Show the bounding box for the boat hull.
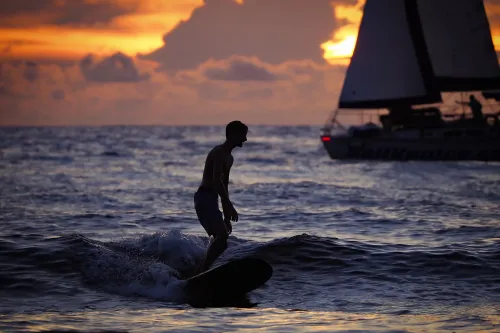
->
[321,129,500,162]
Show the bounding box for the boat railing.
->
[320,108,350,136]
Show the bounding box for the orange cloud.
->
[0,27,163,62]
[2,0,500,65]
[3,0,500,127]
[0,0,204,62]
[109,0,204,33]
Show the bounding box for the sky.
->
[1,0,500,126]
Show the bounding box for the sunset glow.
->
[488,0,500,51]
[2,0,500,127]
[322,0,500,65]
[0,0,204,62]
[2,0,499,64]
[321,0,365,65]
[0,27,164,62]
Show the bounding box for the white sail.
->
[339,0,441,109]
[417,0,500,91]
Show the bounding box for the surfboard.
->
[184,257,272,302]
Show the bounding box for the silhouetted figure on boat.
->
[193,121,248,275]
[456,94,485,125]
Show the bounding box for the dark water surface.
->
[1,126,499,332]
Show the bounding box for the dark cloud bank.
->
[142,0,348,71]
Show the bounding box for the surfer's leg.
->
[194,187,228,275]
[194,187,224,236]
[196,234,228,274]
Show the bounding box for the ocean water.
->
[0,125,499,333]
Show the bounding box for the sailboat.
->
[320,0,500,161]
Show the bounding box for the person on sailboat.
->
[456,94,485,125]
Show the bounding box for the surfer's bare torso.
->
[200,144,233,193]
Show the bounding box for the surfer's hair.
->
[226,120,248,139]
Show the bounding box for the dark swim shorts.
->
[194,187,227,237]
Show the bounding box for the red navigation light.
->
[321,136,331,142]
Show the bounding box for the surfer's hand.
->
[222,201,238,222]
[224,218,232,235]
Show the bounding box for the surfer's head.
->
[226,120,248,148]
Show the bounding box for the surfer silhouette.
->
[193,121,248,275]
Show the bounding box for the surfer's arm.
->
[213,155,230,205]
[224,160,232,193]
[213,154,238,222]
